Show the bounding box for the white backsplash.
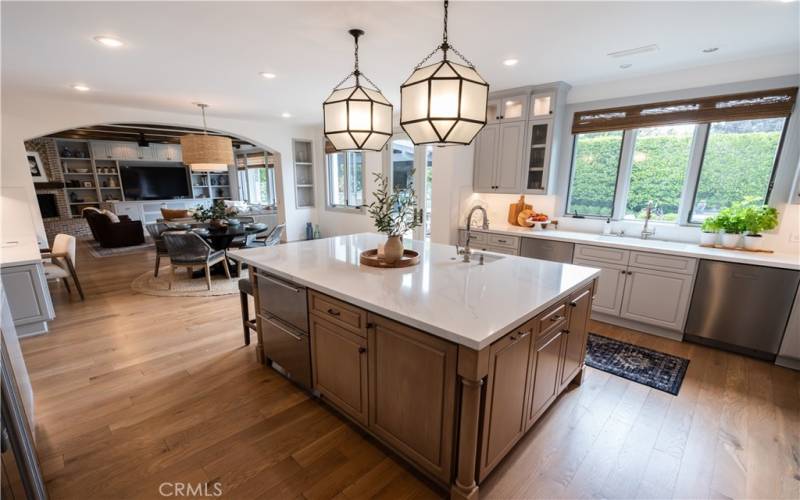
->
[460,192,800,254]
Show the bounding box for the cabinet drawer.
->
[458,230,488,246]
[629,251,696,275]
[537,302,568,339]
[309,290,367,337]
[574,244,630,266]
[481,244,518,256]
[487,234,520,249]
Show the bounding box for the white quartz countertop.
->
[229,233,600,350]
[0,241,43,268]
[465,224,800,270]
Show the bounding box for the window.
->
[390,138,415,190]
[625,124,697,222]
[326,150,364,209]
[566,130,623,217]
[689,117,786,223]
[236,151,276,206]
[423,145,433,236]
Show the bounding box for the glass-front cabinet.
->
[487,94,530,124]
[530,92,555,118]
[524,119,553,192]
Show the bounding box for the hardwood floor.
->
[20,242,800,499]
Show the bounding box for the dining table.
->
[166,222,267,278]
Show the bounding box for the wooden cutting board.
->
[508,195,532,226]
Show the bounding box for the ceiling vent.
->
[607,44,659,58]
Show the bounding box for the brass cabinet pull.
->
[358,347,367,354]
[327,308,340,316]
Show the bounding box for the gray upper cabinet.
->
[154,143,183,162]
[473,83,570,195]
[91,141,113,159]
[90,141,183,162]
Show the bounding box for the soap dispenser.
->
[602,217,612,235]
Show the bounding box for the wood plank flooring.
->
[20,242,800,499]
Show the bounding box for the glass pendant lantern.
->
[400,0,489,146]
[323,29,393,151]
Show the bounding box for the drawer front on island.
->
[310,315,369,425]
[479,322,534,480]
[309,290,367,337]
[367,314,458,484]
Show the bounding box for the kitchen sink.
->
[472,252,506,264]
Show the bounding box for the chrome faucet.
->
[458,205,489,263]
[641,200,656,240]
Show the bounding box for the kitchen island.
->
[229,233,599,499]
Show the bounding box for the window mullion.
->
[680,123,709,224]
[613,130,636,220]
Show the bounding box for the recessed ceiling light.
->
[619,63,632,69]
[260,72,276,79]
[72,84,91,92]
[281,112,291,118]
[503,59,518,67]
[93,35,124,48]
[702,47,719,53]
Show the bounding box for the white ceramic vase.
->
[720,232,741,249]
[699,231,718,247]
[743,234,764,251]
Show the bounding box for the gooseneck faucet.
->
[641,200,656,240]
[459,206,489,262]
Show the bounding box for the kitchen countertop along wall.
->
[462,224,800,270]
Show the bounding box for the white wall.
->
[1,92,318,244]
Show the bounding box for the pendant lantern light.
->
[400,0,489,146]
[180,103,234,172]
[323,29,393,151]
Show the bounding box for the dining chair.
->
[42,234,84,300]
[235,224,285,276]
[162,231,231,290]
[145,222,170,277]
[230,216,260,248]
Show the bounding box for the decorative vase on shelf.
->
[699,231,718,247]
[720,232,741,249]
[384,236,404,264]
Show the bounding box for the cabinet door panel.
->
[480,327,533,479]
[526,329,564,428]
[573,258,626,317]
[310,316,368,425]
[620,267,693,331]
[500,94,529,122]
[90,141,112,159]
[368,314,457,483]
[561,285,593,387]
[473,125,499,192]
[495,122,525,193]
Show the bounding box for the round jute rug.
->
[131,268,248,297]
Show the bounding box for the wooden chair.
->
[238,278,257,345]
[162,232,230,290]
[145,222,170,277]
[42,234,85,300]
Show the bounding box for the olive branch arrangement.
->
[367,172,421,237]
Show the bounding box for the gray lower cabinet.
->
[573,258,627,316]
[457,230,520,255]
[620,267,694,331]
[0,262,54,336]
[520,238,574,263]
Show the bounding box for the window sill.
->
[326,205,365,215]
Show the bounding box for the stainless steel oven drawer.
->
[260,314,312,389]
[257,271,308,333]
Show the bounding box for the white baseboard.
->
[590,313,684,342]
[16,321,49,337]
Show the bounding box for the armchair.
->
[83,210,145,248]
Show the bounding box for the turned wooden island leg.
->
[452,345,490,500]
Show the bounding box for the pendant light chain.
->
[330,29,383,92]
[412,0,475,69]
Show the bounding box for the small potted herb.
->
[742,205,778,251]
[367,172,420,264]
[699,216,720,247]
[193,200,238,229]
[715,206,745,249]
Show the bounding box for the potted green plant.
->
[367,172,421,264]
[193,200,238,229]
[741,205,778,251]
[699,216,720,247]
[715,206,745,248]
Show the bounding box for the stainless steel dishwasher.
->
[520,238,575,263]
[256,270,312,389]
[684,259,800,361]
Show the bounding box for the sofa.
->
[83,208,145,248]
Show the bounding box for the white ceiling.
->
[2,1,798,125]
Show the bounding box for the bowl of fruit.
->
[518,210,549,230]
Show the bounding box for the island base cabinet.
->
[367,314,458,485]
[526,328,565,428]
[561,286,593,388]
[309,315,368,426]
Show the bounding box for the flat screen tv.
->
[120,165,190,200]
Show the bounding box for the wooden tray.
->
[699,244,774,254]
[360,249,421,268]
